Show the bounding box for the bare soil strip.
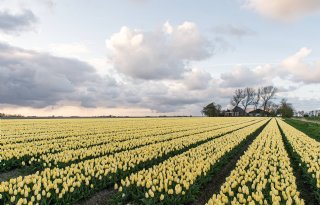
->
[0,167,34,182]
[74,189,115,205]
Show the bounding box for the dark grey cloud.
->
[2,41,319,115]
[136,85,212,113]
[112,81,186,112]
[0,42,107,108]
[0,42,219,113]
[98,77,218,113]
[147,96,203,113]
[0,9,37,33]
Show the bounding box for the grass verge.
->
[285,118,320,141]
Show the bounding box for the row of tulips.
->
[0,118,213,145]
[277,119,320,202]
[113,119,269,204]
[206,119,304,205]
[0,118,209,146]
[1,118,242,172]
[0,117,264,204]
[30,118,261,169]
[0,118,266,204]
[0,118,165,143]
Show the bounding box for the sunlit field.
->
[0,118,319,204]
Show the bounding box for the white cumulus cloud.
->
[243,0,320,20]
[106,21,213,80]
[281,47,320,83]
[219,47,320,88]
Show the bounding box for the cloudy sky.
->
[1,0,320,116]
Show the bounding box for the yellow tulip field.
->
[0,117,319,204]
[207,119,303,205]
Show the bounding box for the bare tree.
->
[230,89,245,107]
[267,101,279,116]
[241,87,255,113]
[261,86,277,112]
[253,88,261,110]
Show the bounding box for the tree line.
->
[202,85,294,117]
[0,113,24,118]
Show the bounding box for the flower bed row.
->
[113,119,269,204]
[206,119,304,205]
[32,118,261,169]
[1,118,245,172]
[277,119,320,203]
[0,119,267,204]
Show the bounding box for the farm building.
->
[224,106,246,117]
[248,109,270,117]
